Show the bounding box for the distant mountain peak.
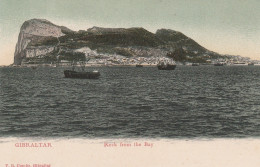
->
[14,18,73,64]
[156,29,187,39]
[21,18,56,30]
[156,28,181,33]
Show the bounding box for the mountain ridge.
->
[14,19,223,65]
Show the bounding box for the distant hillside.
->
[14,19,223,65]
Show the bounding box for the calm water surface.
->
[0,66,260,138]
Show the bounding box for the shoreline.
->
[2,63,260,68]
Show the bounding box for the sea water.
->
[0,66,260,138]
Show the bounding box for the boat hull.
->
[157,64,176,70]
[192,63,200,66]
[214,64,224,66]
[64,70,100,79]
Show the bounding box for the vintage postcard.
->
[0,0,260,166]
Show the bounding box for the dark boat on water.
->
[192,63,200,66]
[157,64,176,70]
[136,64,143,67]
[31,66,37,69]
[248,63,254,66]
[61,51,100,79]
[233,62,246,65]
[64,70,100,79]
[214,63,224,66]
[157,61,176,70]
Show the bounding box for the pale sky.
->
[0,0,259,65]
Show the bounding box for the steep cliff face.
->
[14,19,223,65]
[14,19,73,65]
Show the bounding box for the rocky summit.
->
[14,19,222,65]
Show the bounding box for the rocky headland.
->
[13,19,252,66]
